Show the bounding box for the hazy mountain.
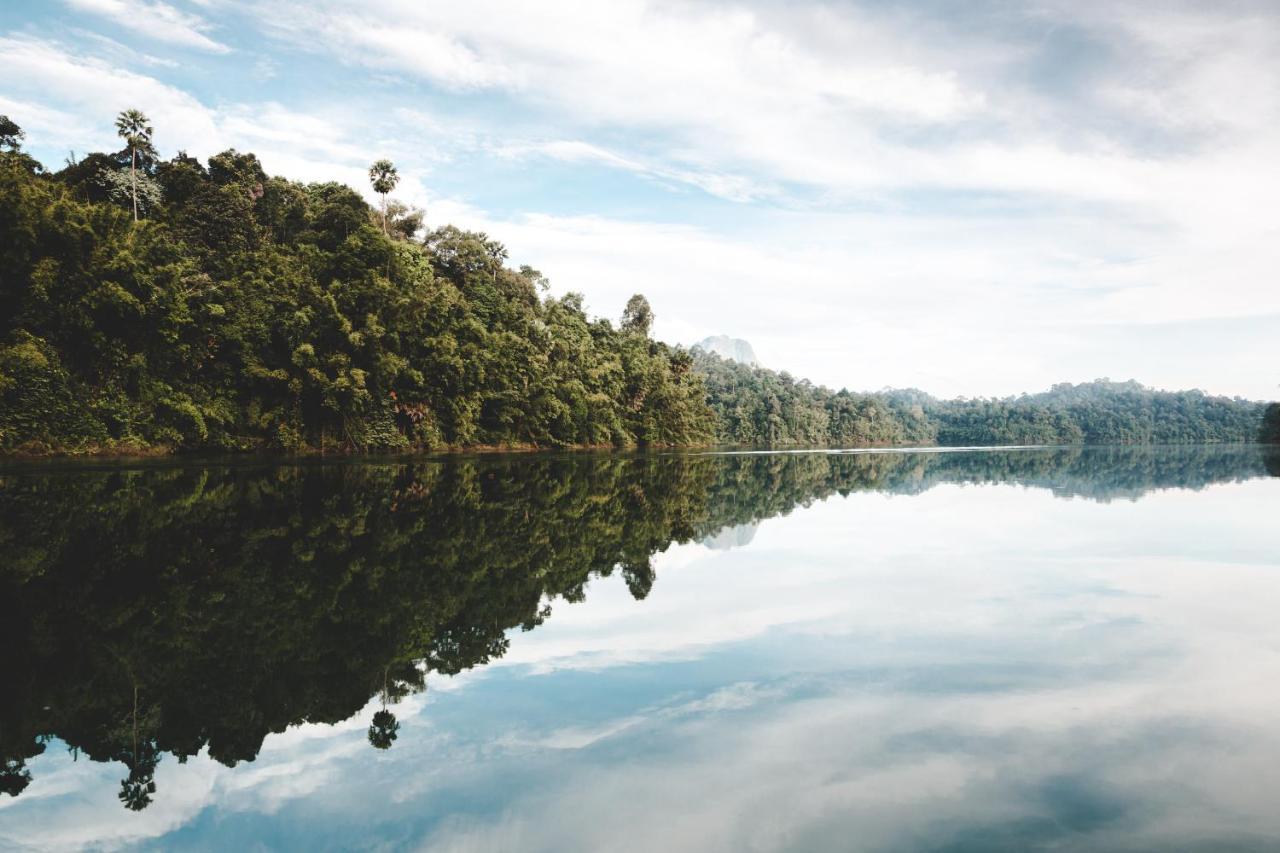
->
[701,522,759,551]
[695,335,759,367]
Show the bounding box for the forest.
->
[3,445,1275,808]
[695,351,1270,447]
[0,113,711,454]
[0,112,1272,454]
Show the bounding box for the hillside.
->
[693,350,1267,447]
[0,121,712,454]
[0,114,1271,455]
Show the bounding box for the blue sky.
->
[1,0,1276,399]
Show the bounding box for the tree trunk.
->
[130,148,138,222]
[381,194,387,234]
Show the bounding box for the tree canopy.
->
[1262,403,1280,444]
[0,126,712,454]
[693,350,1266,448]
[0,115,23,151]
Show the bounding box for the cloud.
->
[243,0,1278,205]
[6,2,1280,398]
[256,6,513,89]
[63,0,231,53]
[0,34,220,152]
[212,0,1280,397]
[491,139,771,203]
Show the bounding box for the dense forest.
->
[1263,403,1280,444]
[0,112,1272,454]
[3,445,1276,808]
[694,351,1269,447]
[0,113,711,454]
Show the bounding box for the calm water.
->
[1,446,1278,852]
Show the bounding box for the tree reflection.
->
[0,444,1273,809]
[368,711,399,751]
[0,759,33,797]
[119,757,157,812]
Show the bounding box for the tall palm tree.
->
[114,109,153,222]
[367,666,400,749]
[368,159,399,234]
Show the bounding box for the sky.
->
[0,0,1276,399]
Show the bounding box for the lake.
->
[1,445,1278,851]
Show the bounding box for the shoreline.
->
[2,438,1271,466]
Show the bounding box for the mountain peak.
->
[695,335,759,367]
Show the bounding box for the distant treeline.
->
[0,113,1273,454]
[694,350,1269,447]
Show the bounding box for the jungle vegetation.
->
[0,112,1270,454]
[1262,403,1280,444]
[693,352,1268,447]
[0,113,712,454]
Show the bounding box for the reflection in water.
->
[0,444,1276,823]
[701,522,758,551]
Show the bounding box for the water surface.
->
[1,445,1278,851]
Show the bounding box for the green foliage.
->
[0,331,108,451]
[621,293,653,336]
[694,350,935,446]
[368,159,398,197]
[94,166,163,216]
[0,144,714,453]
[114,110,153,154]
[0,115,23,151]
[693,351,1266,447]
[368,159,399,235]
[1262,403,1280,443]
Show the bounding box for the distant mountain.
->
[694,335,759,367]
[700,522,758,552]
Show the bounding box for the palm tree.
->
[114,109,153,222]
[368,159,399,234]
[117,682,158,810]
[368,710,400,750]
[367,666,400,749]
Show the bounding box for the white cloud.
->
[6,1,1280,398]
[0,34,219,152]
[491,138,770,203]
[259,7,513,89]
[64,0,231,53]
[224,0,1280,397]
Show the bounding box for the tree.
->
[0,759,33,797]
[114,109,153,222]
[621,294,654,337]
[367,710,400,750]
[0,115,23,151]
[518,265,550,292]
[1261,402,1280,443]
[96,167,162,216]
[384,199,424,240]
[368,159,399,234]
